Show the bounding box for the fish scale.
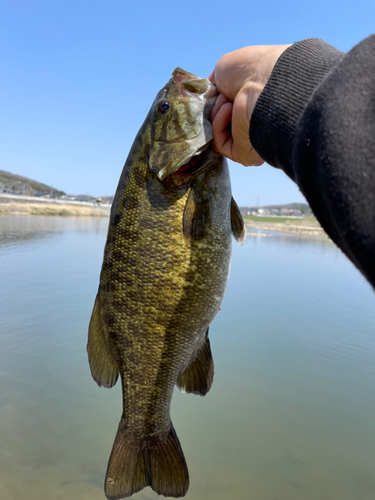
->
[87,68,245,499]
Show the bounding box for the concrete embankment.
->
[0,193,111,217]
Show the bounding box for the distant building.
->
[74,195,94,202]
[34,192,50,198]
[280,208,302,217]
[240,207,258,215]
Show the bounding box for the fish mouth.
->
[173,145,212,178]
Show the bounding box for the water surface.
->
[0,216,374,500]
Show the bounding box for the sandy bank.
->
[0,195,110,217]
[245,219,329,239]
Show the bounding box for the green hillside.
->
[0,170,65,197]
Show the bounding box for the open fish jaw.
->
[148,68,218,181]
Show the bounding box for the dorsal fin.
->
[87,294,119,388]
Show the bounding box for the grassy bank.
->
[244,215,327,238]
[0,201,110,217]
[243,215,304,223]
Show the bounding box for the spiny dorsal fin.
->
[230,196,246,245]
[87,294,119,389]
[176,328,214,396]
[183,188,212,240]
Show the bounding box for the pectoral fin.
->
[183,188,212,240]
[230,196,246,245]
[87,294,119,388]
[176,329,214,396]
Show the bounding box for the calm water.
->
[0,215,375,500]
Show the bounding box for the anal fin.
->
[177,329,214,396]
[87,294,119,388]
[231,196,246,244]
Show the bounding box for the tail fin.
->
[105,419,189,499]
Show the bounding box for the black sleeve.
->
[250,36,375,289]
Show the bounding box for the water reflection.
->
[0,215,109,251]
[245,225,334,249]
[0,216,374,500]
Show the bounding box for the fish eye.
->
[157,100,170,114]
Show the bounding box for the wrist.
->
[242,45,291,122]
[250,39,345,176]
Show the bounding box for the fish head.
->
[149,68,218,181]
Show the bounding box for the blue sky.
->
[1,0,374,205]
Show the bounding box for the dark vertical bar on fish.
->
[87,68,245,499]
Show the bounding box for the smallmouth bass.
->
[87,68,245,499]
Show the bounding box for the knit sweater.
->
[250,36,375,289]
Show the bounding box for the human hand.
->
[209,45,290,166]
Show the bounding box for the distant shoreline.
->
[0,194,110,217]
[244,216,329,239]
[0,196,329,239]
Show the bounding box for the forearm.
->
[250,36,375,288]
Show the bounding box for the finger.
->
[211,101,234,160]
[208,70,215,83]
[231,89,265,166]
[213,51,247,99]
[211,93,230,123]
